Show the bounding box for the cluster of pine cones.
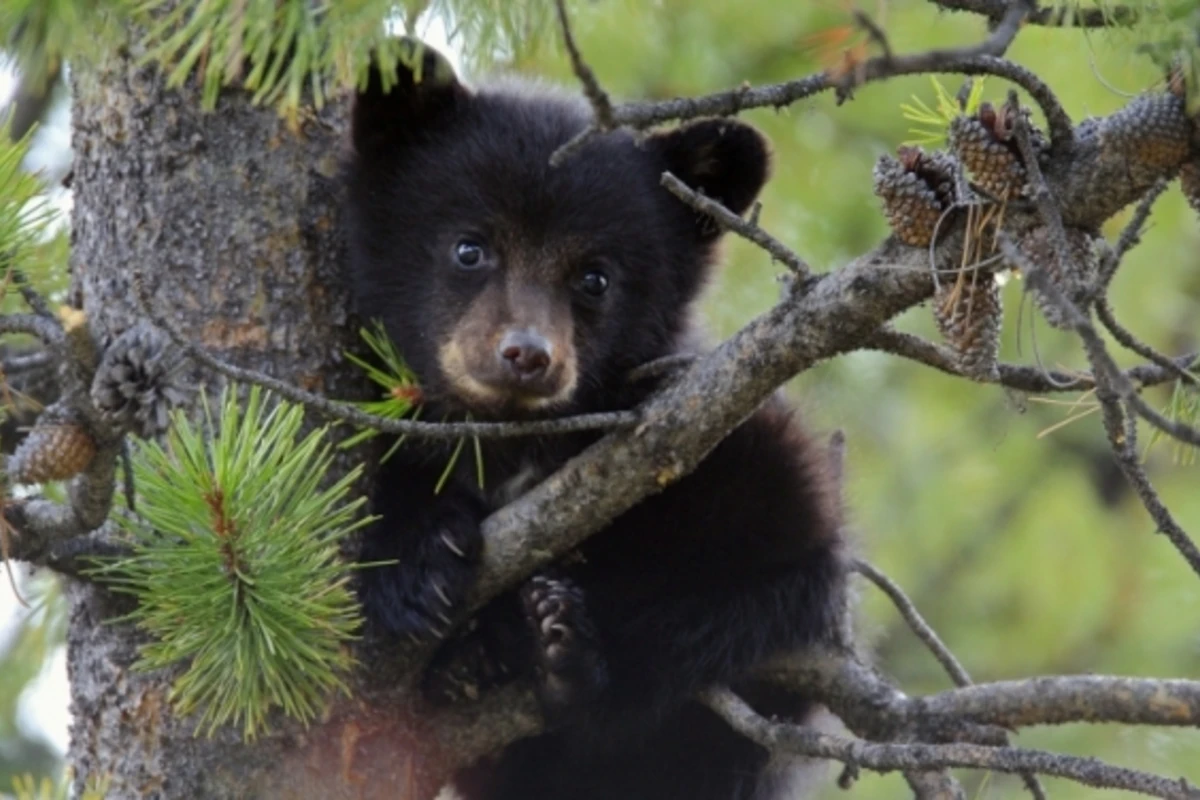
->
[873,100,1043,380]
[873,88,1193,381]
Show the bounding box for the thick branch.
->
[919,676,1200,729]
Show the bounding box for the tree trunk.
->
[66,37,450,799]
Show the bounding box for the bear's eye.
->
[454,239,487,270]
[578,270,610,297]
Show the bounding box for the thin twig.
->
[852,559,972,686]
[999,239,1200,580]
[1099,179,1169,290]
[853,10,893,60]
[972,0,1036,57]
[553,50,1073,163]
[0,313,63,348]
[552,0,613,128]
[660,173,814,281]
[9,268,54,320]
[2,349,52,373]
[624,55,1070,143]
[1097,300,1198,387]
[130,269,639,440]
[852,558,1048,799]
[867,328,1195,394]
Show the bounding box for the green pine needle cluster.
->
[1144,378,1200,466]
[92,385,369,740]
[423,0,558,72]
[130,0,406,117]
[0,0,121,92]
[0,123,58,272]
[12,771,108,800]
[342,322,485,492]
[4,0,563,119]
[342,321,423,456]
[901,76,986,147]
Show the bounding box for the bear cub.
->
[345,39,847,800]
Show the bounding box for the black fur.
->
[346,39,846,800]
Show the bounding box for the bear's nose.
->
[498,330,552,381]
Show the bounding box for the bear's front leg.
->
[359,455,487,643]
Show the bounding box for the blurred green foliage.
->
[0,572,67,794]
[1,1,1199,797]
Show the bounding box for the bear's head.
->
[345,39,770,419]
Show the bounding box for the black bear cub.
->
[345,39,847,800]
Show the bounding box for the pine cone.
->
[873,146,956,247]
[8,410,97,484]
[1101,93,1190,170]
[933,270,1003,381]
[91,323,190,438]
[948,102,1036,200]
[1181,161,1200,214]
[1013,226,1099,330]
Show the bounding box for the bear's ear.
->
[645,119,771,241]
[352,37,468,156]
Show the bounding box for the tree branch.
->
[661,173,814,281]
[868,328,1196,393]
[1097,300,1198,387]
[130,268,640,440]
[552,0,613,129]
[919,676,1200,729]
[996,101,1200,580]
[929,0,1140,28]
[852,559,972,687]
[853,557,1048,799]
[568,53,1073,148]
[703,686,1200,799]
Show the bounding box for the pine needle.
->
[902,76,987,147]
[90,385,369,740]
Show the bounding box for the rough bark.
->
[66,40,392,798]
